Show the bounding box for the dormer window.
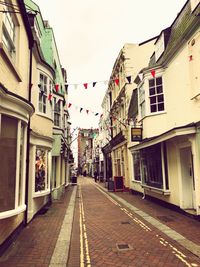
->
[155,32,165,62]
[2,4,16,57]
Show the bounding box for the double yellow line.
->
[79,186,91,267]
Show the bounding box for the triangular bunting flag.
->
[189,55,193,61]
[126,76,131,84]
[80,108,83,113]
[150,69,155,78]
[93,82,97,87]
[68,103,72,108]
[74,84,78,90]
[114,78,119,86]
[83,83,88,89]
[48,94,52,101]
[55,84,59,92]
[65,84,68,91]
[86,110,89,114]
[138,73,143,81]
[95,113,99,116]
[38,84,41,88]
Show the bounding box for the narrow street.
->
[1,177,200,267]
[68,177,200,267]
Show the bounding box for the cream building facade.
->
[106,40,156,190]
[129,0,200,215]
[0,0,34,250]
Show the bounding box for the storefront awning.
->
[130,123,196,151]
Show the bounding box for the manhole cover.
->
[116,243,132,251]
[157,215,174,222]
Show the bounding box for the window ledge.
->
[33,189,50,198]
[0,204,26,220]
[0,42,22,82]
[142,184,170,195]
[131,180,141,184]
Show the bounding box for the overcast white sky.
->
[33,0,186,136]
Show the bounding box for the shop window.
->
[133,151,141,181]
[0,115,26,212]
[140,143,168,189]
[35,148,47,192]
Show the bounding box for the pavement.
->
[0,176,200,267]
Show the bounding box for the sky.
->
[33,0,186,147]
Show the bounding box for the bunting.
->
[150,69,156,78]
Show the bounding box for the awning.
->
[130,123,196,151]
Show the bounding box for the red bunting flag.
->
[83,83,88,89]
[189,55,193,61]
[48,93,52,101]
[68,103,72,108]
[150,69,155,78]
[100,114,103,118]
[86,110,89,114]
[55,84,59,92]
[114,78,119,86]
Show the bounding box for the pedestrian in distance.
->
[94,171,98,182]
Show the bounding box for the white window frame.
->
[148,76,165,114]
[0,115,27,219]
[2,3,16,57]
[138,84,145,120]
[34,147,50,196]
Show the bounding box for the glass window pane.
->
[0,115,17,212]
[150,105,157,113]
[158,103,164,111]
[35,148,46,192]
[156,77,162,85]
[149,79,155,87]
[157,95,164,102]
[157,85,163,94]
[150,96,156,104]
[149,87,155,96]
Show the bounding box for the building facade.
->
[129,0,200,215]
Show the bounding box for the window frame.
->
[2,3,16,58]
[0,114,27,219]
[54,97,61,127]
[148,76,165,114]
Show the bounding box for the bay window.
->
[0,114,26,214]
[39,73,47,113]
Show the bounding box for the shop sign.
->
[131,127,142,141]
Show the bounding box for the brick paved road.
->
[68,177,200,267]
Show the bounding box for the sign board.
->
[131,128,142,142]
[114,176,124,192]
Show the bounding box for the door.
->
[180,147,194,209]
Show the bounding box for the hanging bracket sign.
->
[131,127,142,142]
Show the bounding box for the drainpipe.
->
[24,44,33,225]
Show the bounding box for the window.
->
[35,148,48,192]
[39,74,47,113]
[54,98,61,127]
[0,115,26,213]
[133,151,141,181]
[139,85,145,119]
[140,142,169,189]
[2,3,16,57]
[149,77,164,113]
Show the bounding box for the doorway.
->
[180,147,194,209]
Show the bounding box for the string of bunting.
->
[65,75,133,90]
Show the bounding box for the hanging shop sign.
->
[131,127,142,142]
